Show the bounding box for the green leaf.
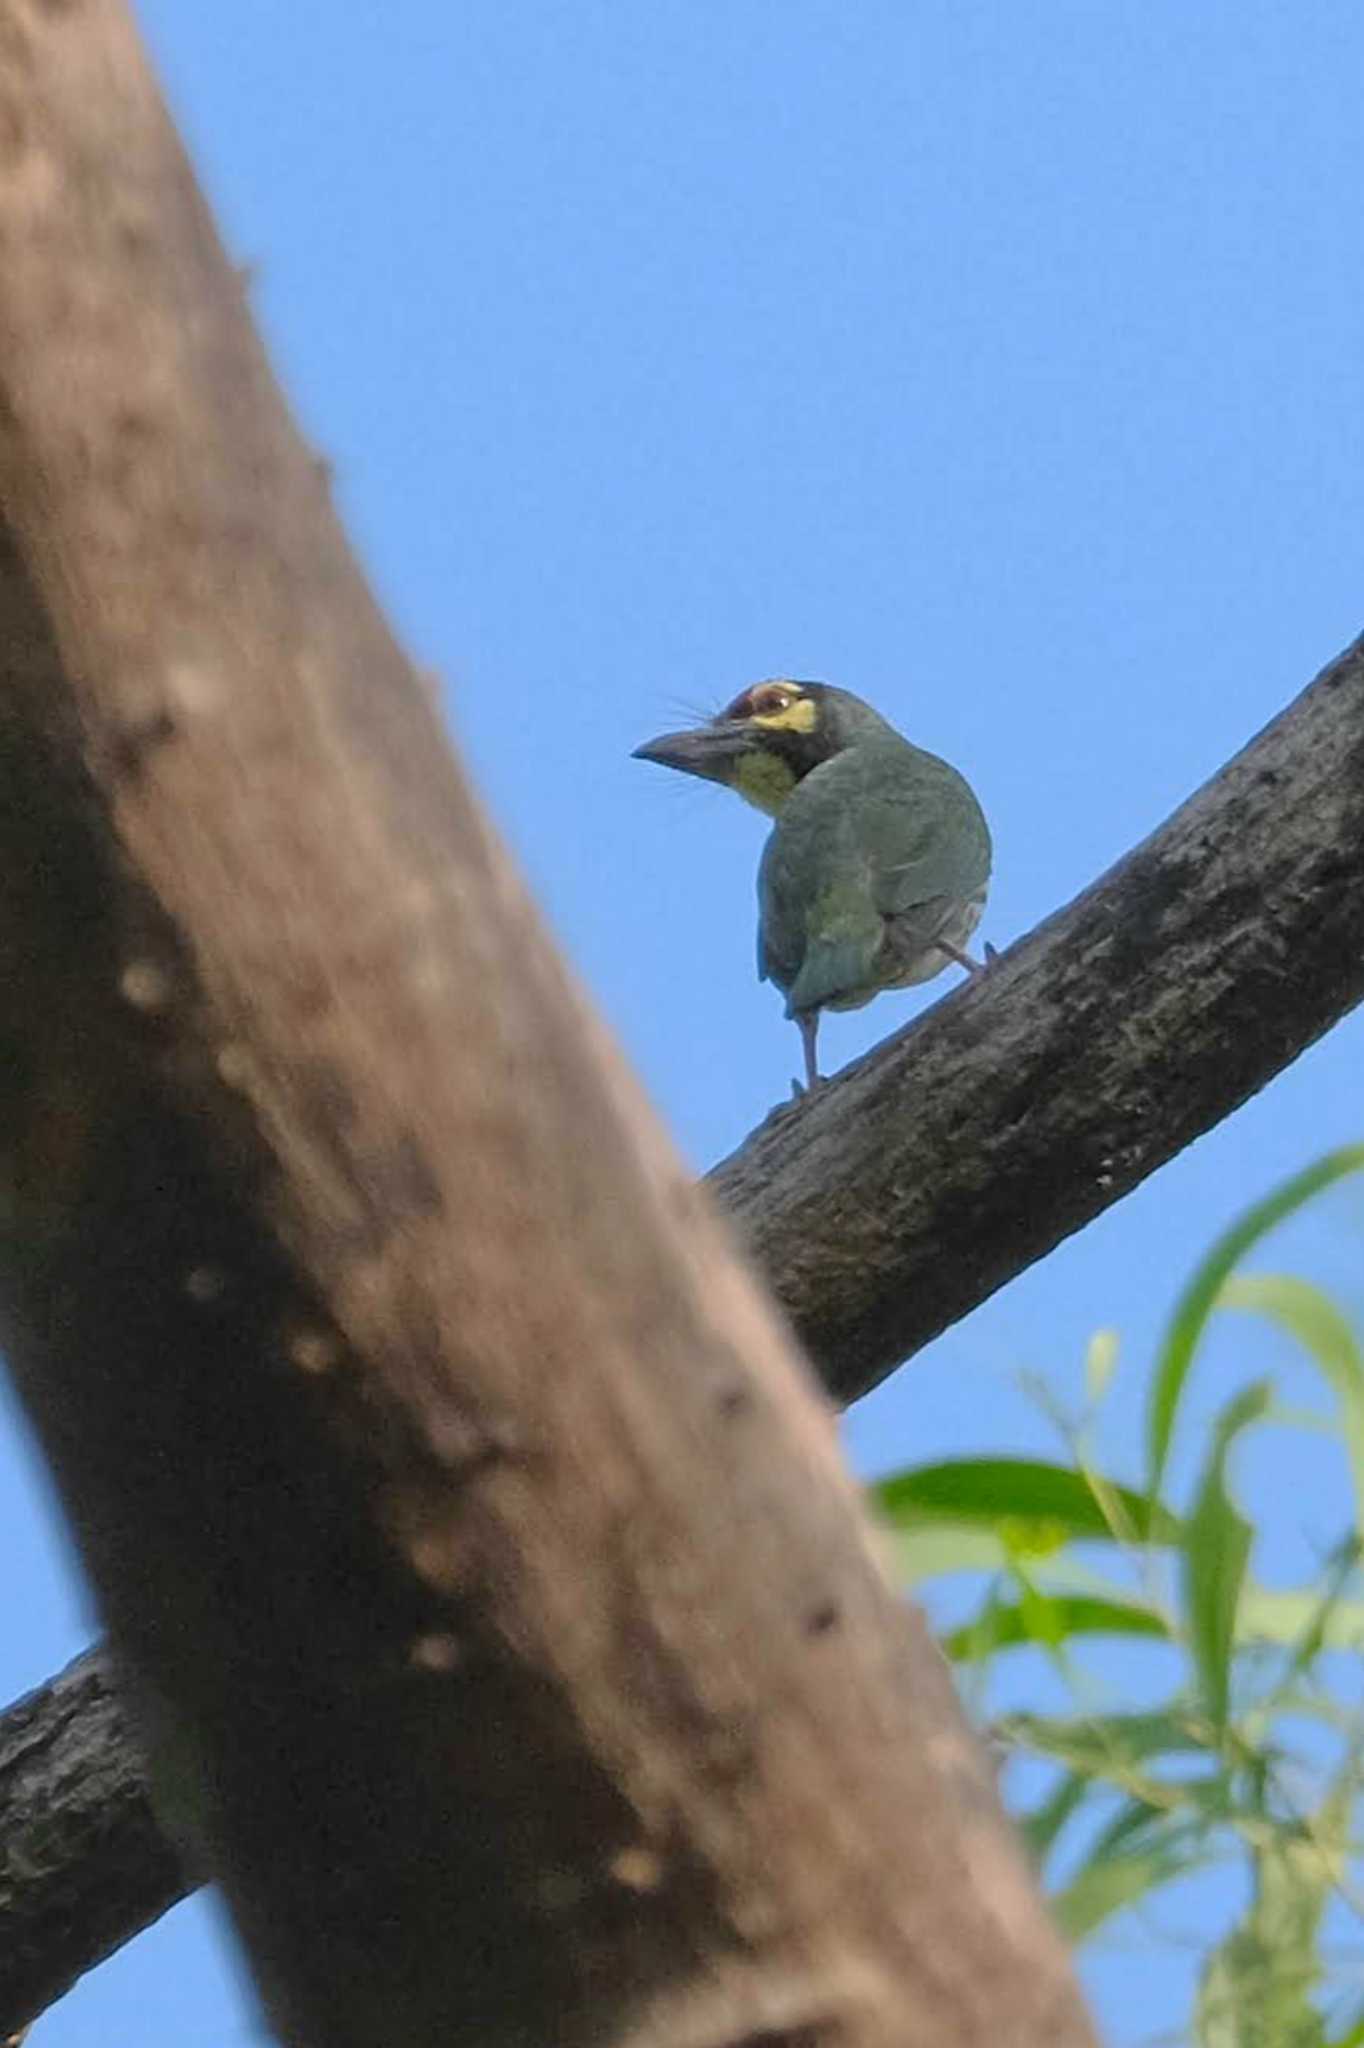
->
[941,1592,1170,1662]
[1017,1770,1090,1867]
[1276,1535,1363,1691]
[1083,1791,1185,1864]
[994,1707,1213,1803]
[1181,1381,1271,1736]
[1238,1581,1364,1652]
[1219,1273,1364,1536]
[1146,1146,1364,1505]
[1085,1326,1120,1405]
[1194,1818,1344,2048]
[887,1525,1008,1584]
[1051,1841,1195,1941]
[873,1456,1177,1546]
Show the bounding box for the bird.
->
[632,679,992,1092]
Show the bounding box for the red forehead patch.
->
[720,681,796,721]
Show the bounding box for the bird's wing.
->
[862,751,992,916]
[757,755,890,1014]
[758,744,991,1015]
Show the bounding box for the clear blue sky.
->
[3,4,1363,2040]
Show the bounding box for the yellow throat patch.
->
[733,750,799,815]
[726,689,818,814]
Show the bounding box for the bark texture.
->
[6,622,1364,2027]
[0,1651,185,2027]
[0,6,1093,2047]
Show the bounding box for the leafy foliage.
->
[877,1147,1364,2047]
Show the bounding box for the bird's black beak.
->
[631,720,753,785]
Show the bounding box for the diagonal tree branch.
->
[2,0,1361,2034]
[6,622,1362,2036]
[0,1650,186,2031]
[0,5,1093,2048]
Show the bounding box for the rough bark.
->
[710,632,1364,1404]
[0,6,1093,2048]
[1,8,1363,2032]
[0,1651,185,2028]
[7,629,1364,2034]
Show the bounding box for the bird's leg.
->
[938,938,996,979]
[791,1011,822,1097]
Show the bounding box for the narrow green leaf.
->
[873,1456,1177,1545]
[1238,1582,1364,1652]
[1051,1842,1194,1941]
[1181,1381,1271,1735]
[1018,1771,1090,1867]
[1277,1536,1363,1691]
[1083,1792,1183,1865]
[1195,1818,1343,2048]
[895,1528,1364,1653]
[952,1574,1010,1696]
[1012,1564,1071,1653]
[1219,1273,1364,1536]
[941,1593,1169,1662]
[994,1706,1212,1802]
[1146,1146,1364,1504]
[1196,1935,1319,2048]
[886,1526,1007,1584]
[1085,1326,1120,1405]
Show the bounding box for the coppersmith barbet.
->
[633,680,991,1090]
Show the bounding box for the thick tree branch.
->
[0,1651,185,2028]
[8,598,1361,2048]
[11,597,1364,2024]
[0,6,1092,2048]
[5,0,1362,2029]
[1,37,1361,2033]
[711,633,1364,1404]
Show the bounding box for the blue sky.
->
[3,4,1363,2040]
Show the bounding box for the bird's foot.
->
[941,937,1000,979]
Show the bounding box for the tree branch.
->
[0,5,1092,2047]
[10,617,1363,2025]
[0,1651,185,2029]
[3,13,1362,2011]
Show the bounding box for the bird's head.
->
[632,679,895,815]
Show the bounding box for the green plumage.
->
[632,679,992,1090]
[758,736,991,1018]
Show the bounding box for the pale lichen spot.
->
[408,1530,456,1589]
[216,1043,254,1091]
[408,1631,462,1674]
[120,960,173,1013]
[287,1326,339,1375]
[184,1265,228,1304]
[609,1844,664,1894]
[164,662,223,718]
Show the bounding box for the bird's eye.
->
[720,682,799,721]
